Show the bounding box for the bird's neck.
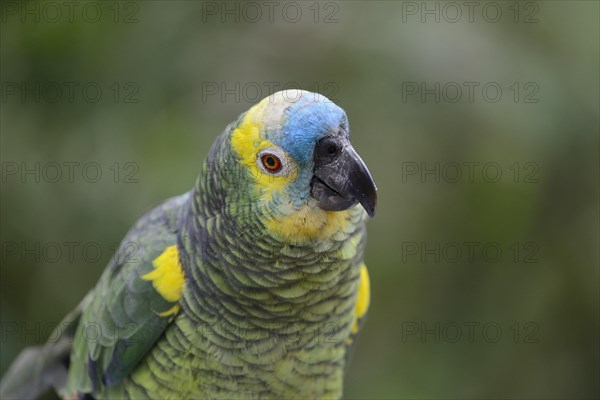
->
[177,187,363,327]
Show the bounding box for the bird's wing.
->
[65,193,191,397]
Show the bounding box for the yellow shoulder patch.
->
[142,245,185,307]
[351,264,371,334]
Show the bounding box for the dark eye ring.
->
[260,153,282,173]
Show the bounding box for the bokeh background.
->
[1,1,598,398]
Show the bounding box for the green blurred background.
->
[1,1,598,398]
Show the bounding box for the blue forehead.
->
[268,94,348,166]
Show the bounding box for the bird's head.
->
[217,90,377,242]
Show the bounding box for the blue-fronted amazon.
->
[1,90,377,399]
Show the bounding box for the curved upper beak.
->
[310,136,377,217]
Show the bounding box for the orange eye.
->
[261,154,282,173]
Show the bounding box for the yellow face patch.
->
[230,98,298,201]
[142,245,184,316]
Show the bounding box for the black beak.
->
[310,136,377,217]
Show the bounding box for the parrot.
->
[0,89,377,400]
